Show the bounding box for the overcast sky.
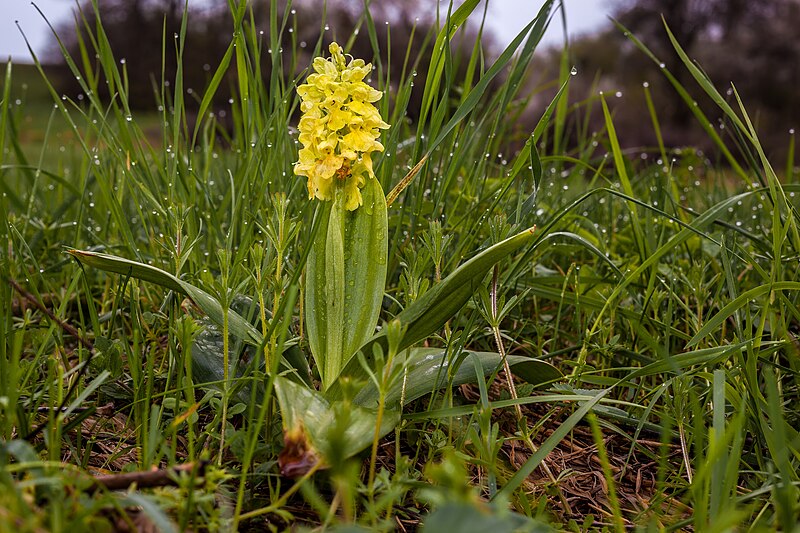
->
[1,0,611,63]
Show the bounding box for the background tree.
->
[49,0,498,122]
[530,0,799,160]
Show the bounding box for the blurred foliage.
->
[45,0,800,159]
[532,0,799,162]
[49,0,498,122]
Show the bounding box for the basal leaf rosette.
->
[294,42,390,211]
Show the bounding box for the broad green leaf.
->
[273,376,399,472]
[191,321,258,403]
[350,348,562,408]
[305,200,342,389]
[329,226,538,396]
[341,179,388,363]
[305,178,388,390]
[191,317,310,403]
[69,253,314,384]
[68,249,262,346]
[392,227,536,348]
[408,343,756,422]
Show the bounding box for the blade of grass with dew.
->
[687,282,800,347]
[613,18,750,184]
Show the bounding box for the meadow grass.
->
[1,1,798,531]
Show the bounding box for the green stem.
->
[490,265,520,418]
[219,304,229,466]
[368,392,386,488]
[238,462,323,522]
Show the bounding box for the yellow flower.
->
[294,42,390,211]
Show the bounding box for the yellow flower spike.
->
[294,42,389,211]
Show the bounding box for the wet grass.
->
[0,1,798,531]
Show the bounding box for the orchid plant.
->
[69,42,560,477]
